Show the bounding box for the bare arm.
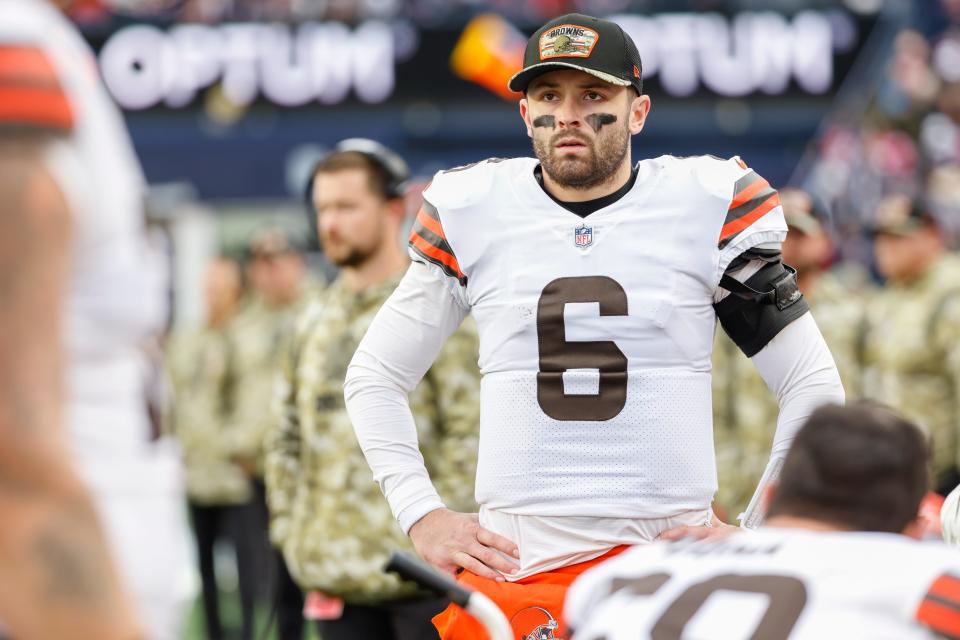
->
[0,138,141,639]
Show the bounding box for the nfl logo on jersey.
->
[574,225,593,248]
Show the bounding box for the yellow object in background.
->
[451,14,526,101]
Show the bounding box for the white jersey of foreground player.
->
[0,1,192,637]
[345,156,844,578]
[565,528,960,640]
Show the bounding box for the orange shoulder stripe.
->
[929,575,960,605]
[0,45,60,84]
[729,176,771,210]
[0,45,73,131]
[918,599,960,638]
[415,207,447,241]
[719,192,780,243]
[0,86,74,131]
[409,230,465,279]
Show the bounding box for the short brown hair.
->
[311,150,395,201]
[766,402,929,533]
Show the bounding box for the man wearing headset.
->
[263,139,482,639]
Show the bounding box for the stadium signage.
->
[612,11,846,97]
[99,21,398,109]
[95,10,855,110]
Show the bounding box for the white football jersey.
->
[0,2,190,636]
[409,155,785,519]
[0,0,168,468]
[565,528,960,640]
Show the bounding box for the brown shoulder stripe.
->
[0,45,74,132]
[408,199,466,285]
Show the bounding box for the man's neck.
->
[207,308,233,329]
[541,156,634,203]
[895,249,941,285]
[341,245,409,293]
[265,288,300,309]
[763,515,850,533]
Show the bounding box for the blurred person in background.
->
[862,193,960,497]
[712,188,868,520]
[229,228,314,483]
[167,256,258,640]
[565,403,960,639]
[0,0,192,638]
[227,228,315,638]
[264,140,481,640]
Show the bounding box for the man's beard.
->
[533,124,630,190]
[322,235,379,269]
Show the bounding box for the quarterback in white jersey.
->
[344,12,843,639]
[0,1,191,637]
[566,404,960,640]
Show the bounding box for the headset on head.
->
[303,138,412,248]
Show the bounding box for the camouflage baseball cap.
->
[780,188,822,236]
[247,227,302,258]
[868,194,936,236]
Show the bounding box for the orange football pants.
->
[432,546,627,640]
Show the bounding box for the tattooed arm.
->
[0,136,142,639]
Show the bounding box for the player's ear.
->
[520,98,533,138]
[384,196,406,223]
[628,92,651,135]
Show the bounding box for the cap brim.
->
[508,61,631,93]
[785,214,821,236]
[866,224,923,237]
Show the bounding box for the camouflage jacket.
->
[264,273,481,603]
[166,324,252,505]
[862,254,960,490]
[226,286,315,477]
[712,271,867,517]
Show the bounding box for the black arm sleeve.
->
[714,259,809,357]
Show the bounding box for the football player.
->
[566,403,960,639]
[344,12,844,639]
[0,1,190,637]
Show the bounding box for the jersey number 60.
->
[537,276,628,421]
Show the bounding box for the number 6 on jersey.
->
[536,275,629,421]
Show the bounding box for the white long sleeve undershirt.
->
[344,260,844,537]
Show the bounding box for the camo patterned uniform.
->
[167,325,252,505]
[862,254,960,493]
[712,271,867,518]
[226,286,315,477]
[264,273,481,603]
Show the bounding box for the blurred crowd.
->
[63,0,904,26]
[712,6,960,520]
[805,2,960,263]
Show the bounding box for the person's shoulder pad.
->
[422,157,515,211]
[687,155,753,200]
